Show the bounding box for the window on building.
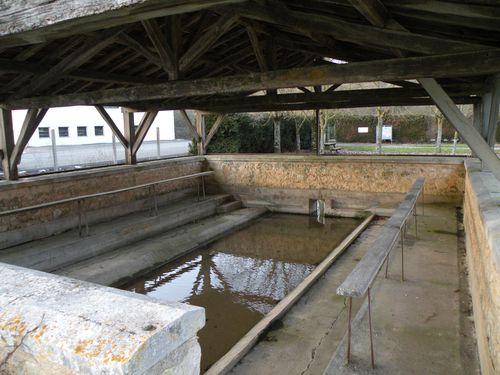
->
[94,126,104,136]
[38,127,50,138]
[58,127,69,137]
[77,126,87,137]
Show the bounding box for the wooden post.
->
[195,112,205,155]
[123,110,136,164]
[485,75,500,149]
[273,116,281,153]
[0,109,17,180]
[472,103,482,158]
[436,113,443,153]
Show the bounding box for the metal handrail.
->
[0,170,214,237]
[336,176,425,368]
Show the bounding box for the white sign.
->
[382,126,393,141]
[358,127,369,133]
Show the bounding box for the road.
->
[7,140,191,176]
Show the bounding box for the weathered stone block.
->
[0,263,204,374]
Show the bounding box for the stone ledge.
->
[0,156,205,191]
[0,262,204,374]
[464,159,500,267]
[206,153,466,165]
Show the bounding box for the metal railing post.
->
[368,287,375,368]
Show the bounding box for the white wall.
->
[12,106,175,147]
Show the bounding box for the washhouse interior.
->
[0,1,499,375]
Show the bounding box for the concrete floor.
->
[230,204,479,375]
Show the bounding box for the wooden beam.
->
[11,29,122,99]
[4,49,500,110]
[117,34,162,68]
[142,19,177,79]
[179,14,238,73]
[179,110,200,140]
[0,109,16,180]
[95,105,128,148]
[348,0,389,27]
[246,25,268,72]
[10,108,48,170]
[132,111,158,155]
[205,114,225,148]
[420,78,500,181]
[0,0,246,48]
[229,2,490,55]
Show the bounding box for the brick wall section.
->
[205,155,465,211]
[464,160,500,375]
[0,157,204,234]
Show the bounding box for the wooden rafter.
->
[179,13,238,73]
[142,19,177,79]
[229,2,490,55]
[246,25,268,72]
[10,29,123,99]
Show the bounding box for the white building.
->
[12,106,175,147]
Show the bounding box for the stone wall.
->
[206,155,465,213]
[0,262,204,375]
[0,157,205,248]
[463,160,500,375]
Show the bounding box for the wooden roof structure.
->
[0,0,499,181]
[0,0,498,112]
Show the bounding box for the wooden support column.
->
[472,103,483,158]
[0,108,16,180]
[195,112,205,155]
[483,75,500,148]
[123,111,136,164]
[420,78,500,181]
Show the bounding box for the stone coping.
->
[0,262,204,374]
[465,159,500,267]
[206,153,467,165]
[0,156,204,191]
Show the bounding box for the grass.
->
[337,143,476,155]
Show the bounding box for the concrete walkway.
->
[231,204,479,375]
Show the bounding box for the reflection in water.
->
[122,214,361,372]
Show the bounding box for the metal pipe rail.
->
[336,176,425,368]
[0,170,214,236]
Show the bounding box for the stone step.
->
[56,207,268,287]
[216,200,242,214]
[0,194,231,272]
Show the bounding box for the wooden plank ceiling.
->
[0,0,499,112]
